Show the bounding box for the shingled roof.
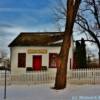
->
[8,32,64,47]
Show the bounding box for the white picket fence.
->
[68,68,100,84]
[0,71,56,85]
[0,69,100,85]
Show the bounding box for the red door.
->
[33,55,42,71]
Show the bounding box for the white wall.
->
[10,41,73,74]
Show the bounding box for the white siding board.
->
[10,40,73,74]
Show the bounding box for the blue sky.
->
[0,0,56,32]
[0,0,98,58]
[0,0,59,55]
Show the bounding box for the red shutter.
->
[49,53,58,68]
[18,53,26,68]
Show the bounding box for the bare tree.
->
[76,0,100,66]
[54,0,81,89]
[53,0,100,66]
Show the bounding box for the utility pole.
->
[4,60,7,99]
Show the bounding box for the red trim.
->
[49,53,58,68]
[18,53,26,68]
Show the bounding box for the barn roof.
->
[8,32,64,47]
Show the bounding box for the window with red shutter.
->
[18,53,26,68]
[49,53,58,68]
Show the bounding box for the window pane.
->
[18,53,26,68]
[49,53,58,68]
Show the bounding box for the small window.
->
[18,53,26,68]
[49,53,58,68]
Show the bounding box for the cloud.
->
[0,22,57,55]
[0,23,13,28]
[86,42,99,58]
[0,0,57,57]
[0,8,39,12]
[0,25,32,55]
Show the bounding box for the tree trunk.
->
[54,0,81,90]
[54,32,71,89]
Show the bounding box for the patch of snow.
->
[0,84,100,100]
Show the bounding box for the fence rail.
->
[1,69,100,85]
[0,71,56,85]
[68,68,100,84]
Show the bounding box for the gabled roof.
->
[8,32,64,47]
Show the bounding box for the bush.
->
[41,66,47,71]
[26,67,33,71]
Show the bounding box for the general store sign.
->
[27,49,47,54]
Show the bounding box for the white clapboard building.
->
[8,32,73,74]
